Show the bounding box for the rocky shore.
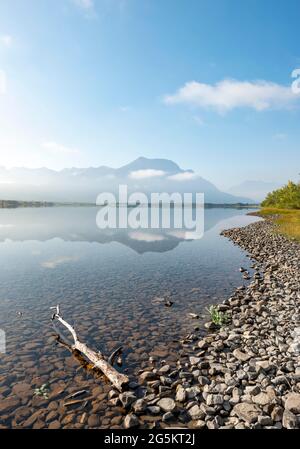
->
[118,218,300,429]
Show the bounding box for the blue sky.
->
[0,0,299,189]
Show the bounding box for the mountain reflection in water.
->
[0,206,257,254]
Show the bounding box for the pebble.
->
[282,410,298,429]
[157,398,176,413]
[284,393,300,414]
[124,414,139,429]
[119,392,137,408]
[232,403,261,424]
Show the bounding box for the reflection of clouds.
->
[166,230,202,240]
[184,231,204,240]
[31,250,41,256]
[166,230,188,239]
[128,231,166,242]
[41,256,79,269]
[128,229,202,242]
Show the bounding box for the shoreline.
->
[118,217,300,429]
[0,201,259,210]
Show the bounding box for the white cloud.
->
[42,141,80,155]
[273,133,287,140]
[0,224,15,228]
[0,70,6,94]
[72,0,96,16]
[164,79,297,113]
[72,0,94,9]
[166,230,188,239]
[119,105,131,112]
[0,35,13,47]
[129,169,166,180]
[168,172,198,182]
[128,231,165,242]
[193,115,205,126]
[41,256,79,269]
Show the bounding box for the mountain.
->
[116,157,185,175]
[0,157,252,204]
[227,180,283,202]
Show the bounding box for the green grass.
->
[33,383,50,399]
[260,208,300,241]
[206,305,229,327]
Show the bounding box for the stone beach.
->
[119,218,300,429]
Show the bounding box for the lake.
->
[0,206,260,428]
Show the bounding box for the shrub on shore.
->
[261,181,300,209]
[260,181,300,241]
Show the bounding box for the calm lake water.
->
[0,206,260,428]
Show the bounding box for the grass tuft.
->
[260,208,300,241]
[206,305,229,327]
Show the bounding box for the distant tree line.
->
[0,200,55,208]
[262,181,300,209]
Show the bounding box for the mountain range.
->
[0,157,256,204]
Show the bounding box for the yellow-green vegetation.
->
[261,181,300,209]
[259,181,300,241]
[260,207,300,241]
[206,305,229,327]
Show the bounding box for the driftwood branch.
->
[50,305,129,391]
[108,346,123,366]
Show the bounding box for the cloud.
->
[168,172,198,182]
[71,0,96,16]
[42,141,80,155]
[273,133,287,140]
[128,231,165,242]
[72,0,94,10]
[0,70,6,94]
[119,105,132,112]
[0,224,15,228]
[0,35,13,47]
[193,115,205,126]
[164,79,297,113]
[129,169,166,180]
[41,256,79,269]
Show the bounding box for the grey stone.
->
[139,371,157,383]
[206,394,224,406]
[284,393,300,414]
[188,404,205,420]
[257,415,273,426]
[119,392,137,408]
[175,386,186,403]
[157,398,176,413]
[233,349,251,362]
[132,399,147,413]
[124,414,139,429]
[189,356,201,366]
[232,403,261,424]
[282,410,298,429]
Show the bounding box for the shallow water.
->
[0,206,260,428]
